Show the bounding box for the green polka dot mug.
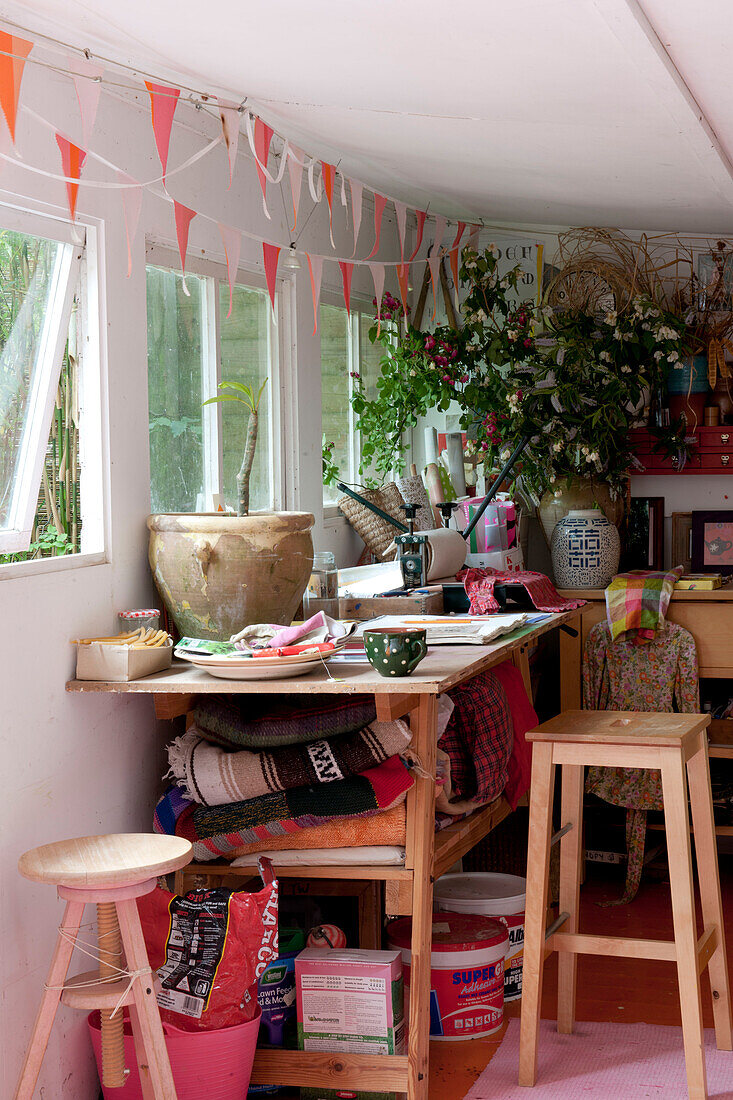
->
[363,627,428,677]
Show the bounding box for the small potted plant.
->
[148,378,314,641]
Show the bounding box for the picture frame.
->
[622,496,665,570]
[691,510,733,574]
[671,512,692,574]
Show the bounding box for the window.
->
[0,210,99,566]
[146,257,279,514]
[321,301,383,504]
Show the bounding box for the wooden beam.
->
[375,694,420,722]
[697,926,719,976]
[249,1050,409,1089]
[551,931,676,962]
[153,693,196,720]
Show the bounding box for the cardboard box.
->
[296,948,404,1065]
[463,547,524,572]
[75,641,173,682]
[339,588,443,621]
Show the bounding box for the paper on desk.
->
[354,613,530,645]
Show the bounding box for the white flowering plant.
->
[322,248,688,500]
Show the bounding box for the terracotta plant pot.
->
[147,512,315,641]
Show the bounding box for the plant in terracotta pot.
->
[148,378,314,641]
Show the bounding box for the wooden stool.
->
[14,832,192,1100]
[518,711,733,1100]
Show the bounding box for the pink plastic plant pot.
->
[88,1007,261,1099]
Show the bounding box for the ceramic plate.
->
[181,649,333,670]
[201,656,326,680]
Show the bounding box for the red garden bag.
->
[137,857,278,1031]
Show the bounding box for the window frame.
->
[145,243,294,514]
[320,292,400,516]
[0,198,107,577]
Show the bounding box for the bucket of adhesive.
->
[387,912,507,1041]
[88,1007,261,1099]
[434,873,526,1001]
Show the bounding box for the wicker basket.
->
[337,483,407,560]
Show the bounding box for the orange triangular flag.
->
[338,260,354,315]
[322,162,336,246]
[55,133,86,221]
[409,210,427,262]
[0,32,32,143]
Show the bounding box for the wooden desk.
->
[67,610,581,1100]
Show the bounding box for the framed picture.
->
[691,511,733,574]
[671,512,692,574]
[622,497,664,570]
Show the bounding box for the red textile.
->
[443,672,513,806]
[459,567,586,615]
[492,660,538,809]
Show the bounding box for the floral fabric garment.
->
[582,620,699,904]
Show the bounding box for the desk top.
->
[557,583,733,602]
[66,611,576,697]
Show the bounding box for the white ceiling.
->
[4,0,733,232]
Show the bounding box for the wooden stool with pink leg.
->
[14,832,192,1099]
[518,711,733,1100]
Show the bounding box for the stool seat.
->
[61,970,137,1011]
[18,833,192,887]
[527,709,709,747]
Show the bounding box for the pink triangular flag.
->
[145,82,180,187]
[467,223,481,251]
[338,261,354,315]
[306,254,324,335]
[394,201,407,263]
[366,194,388,260]
[0,32,32,144]
[409,210,427,261]
[288,145,305,229]
[118,171,142,278]
[67,55,103,148]
[218,100,240,189]
[174,200,196,294]
[254,117,274,218]
[450,221,466,250]
[55,133,86,221]
[218,223,242,318]
[369,263,385,335]
[262,242,281,319]
[350,179,363,256]
[432,215,446,255]
[428,254,442,321]
[396,262,410,316]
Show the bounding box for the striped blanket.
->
[167,719,411,806]
[154,755,413,861]
[605,567,683,644]
[192,693,378,749]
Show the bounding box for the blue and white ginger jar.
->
[550,508,620,588]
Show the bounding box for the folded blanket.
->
[224,803,406,860]
[154,756,413,860]
[605,566,683,644]
[168,719,411,806]
[193,693,378,749]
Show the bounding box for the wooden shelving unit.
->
[67,610,581,1100]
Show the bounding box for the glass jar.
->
[118,608,160,634]
[303,552,339,619]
